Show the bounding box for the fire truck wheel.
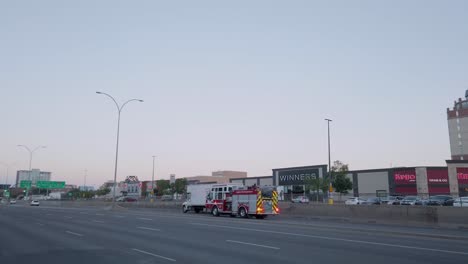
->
[211,206,220,217]
[239,207,248,218]
[183,205,189,213]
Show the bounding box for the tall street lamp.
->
[325,119,333,205]
[17,145,46,199]
[96,91,143,204]
[151,155,156,202]
[0,162,16,190]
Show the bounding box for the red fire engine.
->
[205,184,279,219]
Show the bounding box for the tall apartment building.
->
[16,169,51,186]
[447,90,468,160]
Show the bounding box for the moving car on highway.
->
[427,195,454,206]
[9,199,16,204]
[345,197,365,205]
[30,200,40,206]
[292,196,310,203]
[453,197,468,207]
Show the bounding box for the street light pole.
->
[0,162,15,190]
[96,92,143,204]
[84,169,87,190]
[151,155,156,201]
[17,145,46,199]
[325,119,333,204]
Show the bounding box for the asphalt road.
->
[1,203,468,264]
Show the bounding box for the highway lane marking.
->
[226,240,279,250]
[96,213,105,216]
[92,220,105,223]
[136,227,161,232]
[192,223,468,256]
[64,216,73,219]
[65,231,83,237]
[137,217,152,221]
[131,248,176,262]
[114,215,125,218]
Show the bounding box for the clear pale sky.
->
[1,1,467,187]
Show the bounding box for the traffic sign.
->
[20,181,32,188]
[36,181,65,189]
[4,190,10,198]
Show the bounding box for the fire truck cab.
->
[205,184,279,219]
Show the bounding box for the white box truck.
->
[182,184,213,213]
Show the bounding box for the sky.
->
[0,0,467,188]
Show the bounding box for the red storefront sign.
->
[426,169,449,195]
[457,168,468,184]
[427,169,449,184]
[393,169,417,195]
[394,169,416,184]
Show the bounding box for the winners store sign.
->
[278,168,321,185]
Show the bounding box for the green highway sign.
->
[4,190,10,198]
[20,180,32,188]
[37,181,66,189]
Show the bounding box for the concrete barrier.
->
[36,200,468,228]
[279,202,468,228]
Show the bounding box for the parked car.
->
[400,196,420,205]
[161,195,173,201]
[292,196,310,203]
[386,196,404,205]
[453,197,468,207]
[345,197,365,205]
[362,197,381,205]
[30,200,40,206]
[117,196,137,202]
[427,195,454,206]
[415,198,429,206]
[9,199,16,204]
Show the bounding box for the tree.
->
[155,180,170,196]
[305,177,330,202]
[96,187,111,196]
[174,178,187,194]
[331,160,352,200]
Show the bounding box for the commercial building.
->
[15,169,51,186]
[79,186,95,191]
[229,163,468,200]
[186,170,247,184]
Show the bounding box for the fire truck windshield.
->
[261,187,274,199]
